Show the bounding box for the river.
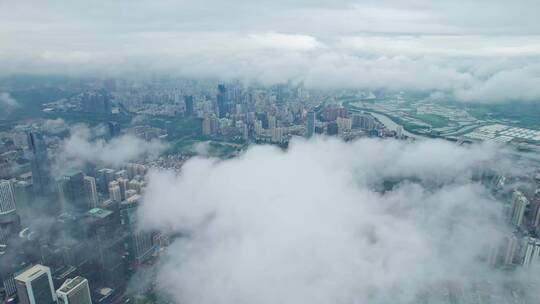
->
[365,111,423,139]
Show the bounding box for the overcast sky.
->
[2,0,540,102]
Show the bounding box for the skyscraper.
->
[217,84,228,118]
[120,198,156,266]
[58,171,87,212]
[12,180,34,219]
[0,180,20,243]
[108,181,122,202]
[27,132,53,197]
[116,178,128,201]
[56,276,92,304]
[504,234,519,265]
[522,237,540,268]
[306,110,315,138]
[15,264,57,304]
[83,176,98,209]
[96,168,116,194]
[85,208,126,288]
[510,190,529,227]
[0,180,16,216]
[107,121,121,139]
[532,191,540,228]
[184,95,194,116]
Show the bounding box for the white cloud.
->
[57,124,167,168]
[337,36,540,58]
[0,92,19,108]
[137,137,539,304]
[193,141,211,157]
[249,33,320,51]
[455,64,540,103]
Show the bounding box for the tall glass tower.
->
[26,132,53,197]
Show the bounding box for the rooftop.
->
[87,208,113,219]
[58,276,86,293]
[15,264,49,282]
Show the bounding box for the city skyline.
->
[2,1,540,304]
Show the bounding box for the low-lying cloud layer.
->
[137,137,538,304]
[57,124,166,169]
[2,0,540,103]
[0,92,19,108]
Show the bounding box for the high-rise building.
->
[326,122,338,136]
[107,121,121,139]
[127,179,143,194]
[256,112,269,129]
[522,237,540,268]
[336,117,352,133]
[81,91,111,114]
[114,170,128,180]
[532,192,540,228]
[12,180,34,219]
[271,128,285,143]
[56,276,92,304]
[58,171,87,212]
[27,132,53,197]
[0,180,20,243]
[0,180,16,216]
[83,176,98,209]
[275,83,288,103]
[108,181,122,202]
[120,198,156,266]
[96,168,116,194]
[322,106,348,122]
[504,234,519,265]
[352,113,376,131]
[184,95,194,116]
[306,111,315,138]
[116,178,128,201]
[510,190,529,227]
[125,164,146,180]
[202,116,220,136]
[125,189,137,200]
[84,208,126,289]
[490,233,520,267]
[15,264,57,304]
[217,84,228,118]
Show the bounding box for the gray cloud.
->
[1,1,540,103]
[137,137,539,304]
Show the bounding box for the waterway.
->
[363,111,423,139]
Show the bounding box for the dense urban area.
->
[1,76,540,304]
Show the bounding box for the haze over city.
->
[1,1,540,304]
